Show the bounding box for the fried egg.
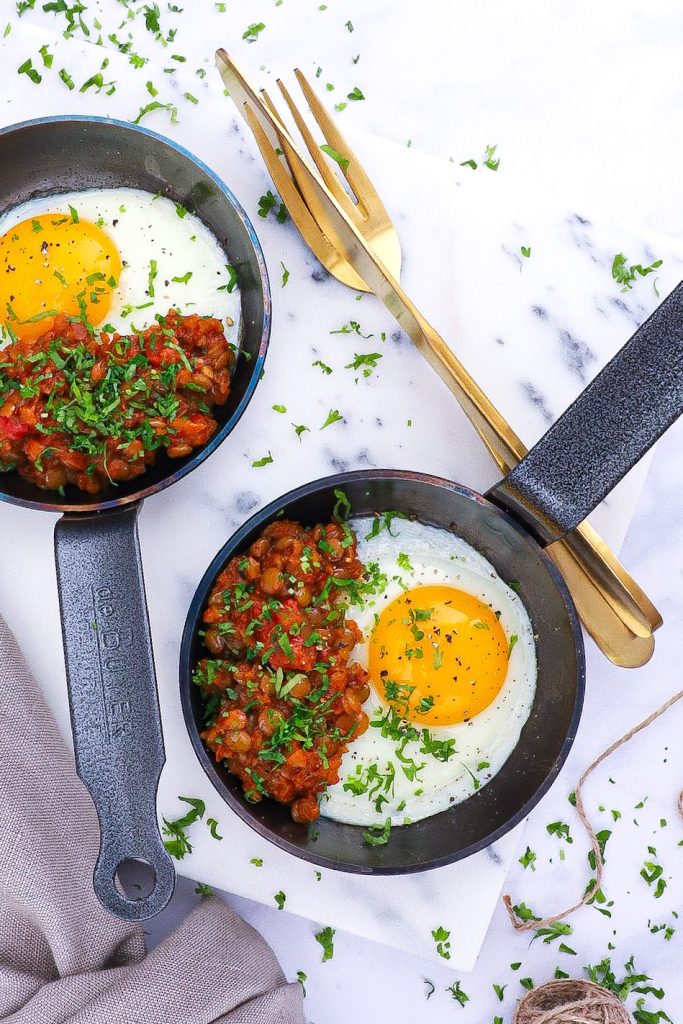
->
[321,517,537,827]
[0,188,240,343]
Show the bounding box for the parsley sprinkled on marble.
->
[320,408,343,429]
[484,144,500,170]
[18,57,41,84]
[611,252,663,293]
[519,845,537,870]
[315,925,335,962]
[345,352,383,377]
[206,817,222,840]
[242,22,266,43]
[133,100,178,125]
[252,451,274,467]
[431,925,451,960]
[446,980,469,1006]
[161,796,206,859]
[330,320,373,338]
[257,190,287,223]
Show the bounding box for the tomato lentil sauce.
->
[0,309,232,494]
[195,519,372,824]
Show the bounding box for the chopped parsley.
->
[252,451,274,467]
[484,144,500,170]
[363,817,392,846]
[257,190,287,223]
[243,22,266,42]
[320,144,349,171]
[133,100,179,125]
[18,58,41,84]
[431,925,451,960]
[519,846,537,870]
[161,796,206,859]
[320,408,343,429]
[315,925,335,962]
[446,980,469,1006]
[612,253,663,293]
[345,351,382,377]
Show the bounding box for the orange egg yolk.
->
[0,213,122,342]
[368,584,509,726]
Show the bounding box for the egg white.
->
[0,187,241,340]
[320,517,537,827]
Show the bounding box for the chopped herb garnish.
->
[431,925,451,960]
[612,253,663,293]
[18,58,41,84]
[315,925,335,962]
[161,796,206,859]
[320,408,343,430]
[320,144,349,171]
[363,817,391,846]
[243,22,266,42]
[252,451,274,467]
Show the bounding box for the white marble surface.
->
[1,0,682,1018]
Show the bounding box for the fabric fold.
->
[0,616,304,1024]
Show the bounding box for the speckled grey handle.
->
[54,504,175,920]
[488,282,683,544]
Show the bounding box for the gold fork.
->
[216,50,661,667]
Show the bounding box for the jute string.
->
[504,686,683,931]
[512,979,632,1024]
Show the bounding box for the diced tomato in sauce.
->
[195,519,371,824]
[0,309,233,493]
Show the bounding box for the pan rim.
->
[0,114,271,514]
[179,468,586,874]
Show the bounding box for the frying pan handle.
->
[487,282,683,544]
[54,504,175,920]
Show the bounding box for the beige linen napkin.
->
[0,616,304,1024]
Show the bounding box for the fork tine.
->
[241,102,370,293]
[273,78,359,218]
[293,68,384,214]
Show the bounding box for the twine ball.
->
[513,979,632,1024]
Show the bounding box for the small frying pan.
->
[181,284,683,872]
[0,116,270,916]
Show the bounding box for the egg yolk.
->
[0,213,122,342]
[368,584,509,726]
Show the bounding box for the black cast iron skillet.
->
[181,283,683,873]
[0,116,270,915]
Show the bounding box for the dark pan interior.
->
[181,470,585,873]
[0,116,270,513]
